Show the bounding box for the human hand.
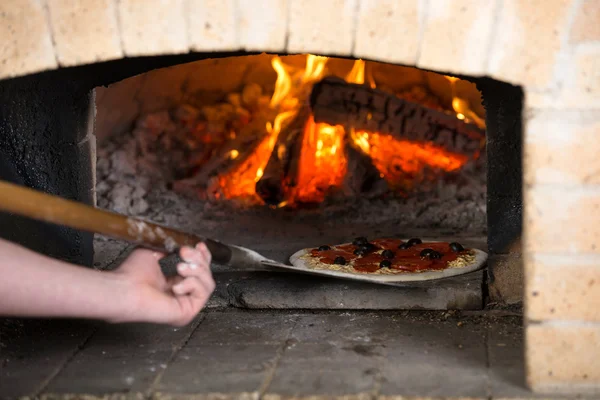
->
[111,243,215,326]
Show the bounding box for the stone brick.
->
[238,0,287,52]
[0,320,95,398]
[417,0,497,75]
[354,0,421,65]
[0,0,57,80]
[118,0,188,56]
[47,0,123,67]
[46,318,202,394]
[378,397,482,400]
[488,0,572,88]
[529,48,600,110]
[157,344,276,393]
[267,343,380,396]
[287,0,357,56]
[488,254,523,304]
[561,48,600,109]
[526,254,600,322]
[524,185,600,254]
[187,0,238,51]
[524,110,600,185]
[153,395,256,400]
[570,0,600,44]
[266,396,370,400]
[526,323,600,393]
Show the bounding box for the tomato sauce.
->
[309,239,467,273]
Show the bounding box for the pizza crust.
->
[288,242,487,283]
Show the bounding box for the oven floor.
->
[2,308,567,399]
[94,193,488,311]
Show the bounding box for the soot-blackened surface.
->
[477,78,523,258]
[0,52,254,266]
[0,73,93,265]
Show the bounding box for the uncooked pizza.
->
[293,237,476,277]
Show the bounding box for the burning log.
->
[174,110,274,193]
[255,105,312,206]
[342,141,388,197]
[309,77,485,155]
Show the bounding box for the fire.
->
[294,117,347,203]
[346,59,366,84]
[269,57,292,108]
[350,129,468,191]
[445,75,486,129]
[214,55,481,206]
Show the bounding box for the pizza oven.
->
[90,53,521,293]
[1,52,522,304]
[0,0,597,397]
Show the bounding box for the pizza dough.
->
[289,238,486,283]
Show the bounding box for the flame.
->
[270,57,292,108]
[218,55,330,202]
[215,57,478,206]
[350,129,468,190]
[346,59,366,84]
[445,75,485,129]
[303,55,329,83]
[294,117,347,203]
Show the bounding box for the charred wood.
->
[309,77,485,155]
[255,105,311,206]
[342,141,388,197]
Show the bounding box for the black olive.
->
[429,251,442,259]
[420,248,442,259]
[407,238,422,246]
[354,248,366,256]
[420,248,434,257]
[334,256,346,265]
[318,245,331,251]
[398,242,412,250]
[379,259,392,268]
[352,236,368,246]
[382,249,395,259]
[359,243,376,253]
[449,242,464,252]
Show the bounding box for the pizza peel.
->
[0,180,487,283]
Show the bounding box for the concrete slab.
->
[185,310,298,346]
[4,309,557,399]
[0,319,96,398]
[222,270,483,310]
[290,312,405,344]
[378,319,489,397]
[266,342,380,396]
[155,343,279,394]
[45,316,203,394]
[272,311,489,397]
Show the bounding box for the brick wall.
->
[0,0,599,394]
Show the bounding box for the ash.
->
[96,106,486,235]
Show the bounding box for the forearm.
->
[0,238,133,321]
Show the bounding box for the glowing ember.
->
[350,129,468,192]
[214,55,483,207]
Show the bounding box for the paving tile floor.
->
[0,309,577,399]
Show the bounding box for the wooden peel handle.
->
[0,180,233,264]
